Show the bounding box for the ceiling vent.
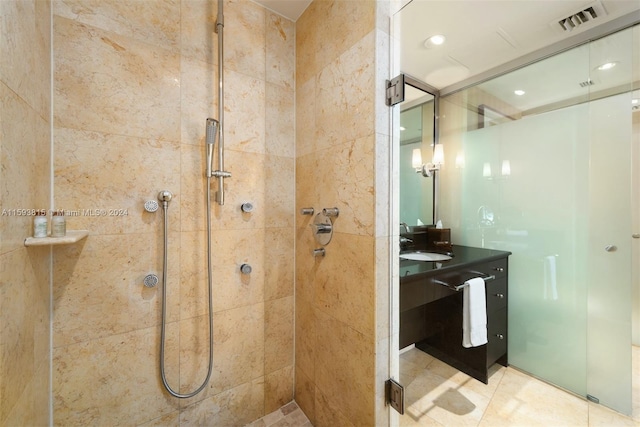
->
[553,1,608,33]
[579,78,595,88]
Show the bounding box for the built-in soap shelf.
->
[24,230,89,247]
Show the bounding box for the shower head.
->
[206,118,219,145]
[206,118,219,177]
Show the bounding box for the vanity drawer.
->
[487,307,507,366]
[486,259,507,279]
[486,278,507,313]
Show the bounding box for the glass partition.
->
[439,25,636,415]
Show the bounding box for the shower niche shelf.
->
[24,229,89,247]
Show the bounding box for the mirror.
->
[400,84,437,227]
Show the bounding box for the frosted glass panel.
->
[586,96,633,414]
[458,105,590,396]
[438,26,635,415]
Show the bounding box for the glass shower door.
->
[440,24,636,416]
[584,27,634,415]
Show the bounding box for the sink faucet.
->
[400,222,410,234]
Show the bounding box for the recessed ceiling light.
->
[597,62,617,71]
[424,34,446,48]
[514,90,525,96]
[400,126,406,131]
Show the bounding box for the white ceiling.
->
[252,0,312,21]
[398,0,640,90]
[255,0,639,113]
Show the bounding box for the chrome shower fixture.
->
[205,118,219,178]
[144,200,159,213]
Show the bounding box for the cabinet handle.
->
[495,334,504,340]
[493,267,505,272]
[494,293,504,299]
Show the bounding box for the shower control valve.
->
[241,202,254,213]
[143,274,159,288]
[240,263,252,274]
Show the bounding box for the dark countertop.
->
[400,245,511,278]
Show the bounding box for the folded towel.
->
[462,277,487,348]
[543,255,558,301]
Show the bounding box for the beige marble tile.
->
[0,0,51,119]
[266,83,295,158]
[179,229,265,318]
[180,56,219,146]
[53,325,180,426]
[54,127,181,235]
[314,232,375,337]
[138,410,180,427]
[0,83,50,255]
[0,249,44,423]
[223,69,266,155]
[265,296,293,373]
[180,146,267,231]
[53,233,180,347]
[479,368,588,427]
[427,359,506,400]
[588,402,639,426]
[314,386,355,427]
[403,368,491,427]
[2,360,50,427]
[54,16,180,141]
[312,0,376,75]
[179,377,264,426]
[294,153,318,221]
[313,137,375,237]
[315,309,375,426]
[180,0,219,63]
[264,365,294,414]
[179,304,264,403]
[294,367,316,426]
[266,12,295,90]
[295,0,320,86]
[295,78,316,158]
[264,227,294,301]
[224,0,266,80]
[293,218,317,306]
[294,297,315,383]
[265,155,295,228]
[315,32,376,152]
[54,0,180,51]
[194,149,267,231]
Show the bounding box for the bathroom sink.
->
[400,252,452,262]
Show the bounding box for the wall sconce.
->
[482,162,492,178]
[501,160,511,177]
[412,144,444,177]
[483,160,511,180]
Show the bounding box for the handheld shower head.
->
[205,118,219,177]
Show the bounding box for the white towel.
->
[543,255,558,300]
[462,277,487,348]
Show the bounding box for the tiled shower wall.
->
[294,1,392,425]
[51,0,295,424]
[0,1,52,425]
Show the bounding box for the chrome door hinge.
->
[385,378,405,414]
[386,74,405,106]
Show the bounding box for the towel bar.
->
[434,274,496,292]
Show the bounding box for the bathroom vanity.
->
[400,245,511,384]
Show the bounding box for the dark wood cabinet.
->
[400,247,509,384]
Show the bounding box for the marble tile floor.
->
[399,345,640,427]
[246,348,639,427]
[246,401,312,427]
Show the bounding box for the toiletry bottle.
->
[33,211,48,238]
[51,211,66,237]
